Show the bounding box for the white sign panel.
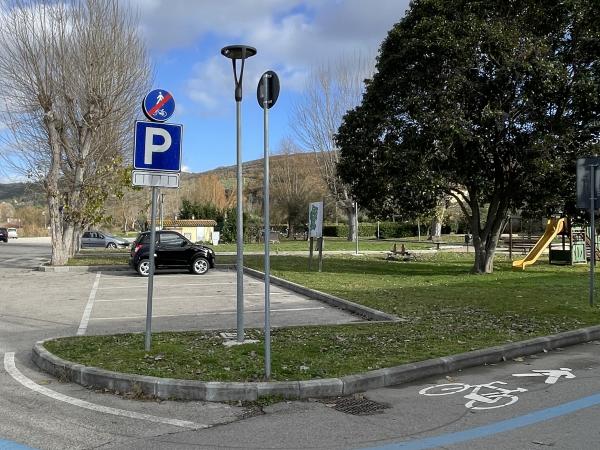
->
[308,201,323,238]
[132,170,179,188]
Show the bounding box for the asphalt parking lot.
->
[79,268,361,336]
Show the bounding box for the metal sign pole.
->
[145,186,158,351]
[590,165,596,307]
[262,72,272,379]
[159,191,164,230]
[355,201,359,255]
[236,99,245,342]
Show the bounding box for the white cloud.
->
[129,0,302,52]
[127,0,410,114]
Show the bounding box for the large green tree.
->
[336,0,600,273]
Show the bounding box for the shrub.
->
[323,222,418,238]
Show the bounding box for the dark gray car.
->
[81,231,129,249]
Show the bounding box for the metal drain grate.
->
[327,397,388,416]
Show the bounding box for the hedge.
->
[322,222,419,238]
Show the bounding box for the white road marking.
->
[97,281,263,290]
[512,368,575,384]
[3,352,206,429]
[91,306,326,321]
[76,272,101,336]
[95,292,292,302]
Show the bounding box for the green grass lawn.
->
[50,252,600,383]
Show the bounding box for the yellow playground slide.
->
[512,217,566,270]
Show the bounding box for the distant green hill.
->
[0,152,313,205]
[0,182,44,205]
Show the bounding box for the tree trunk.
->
[470,197,507,274]
[472,243,496,274]
[428,200,446,240]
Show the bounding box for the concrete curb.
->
[33,324,600,402]
[38,265,131,273]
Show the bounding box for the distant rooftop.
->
[163,219,217,227]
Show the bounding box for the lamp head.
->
[221,45,257,60]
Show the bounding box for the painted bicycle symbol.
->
[419,381,527,410]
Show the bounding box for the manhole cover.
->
[326,397,388,416]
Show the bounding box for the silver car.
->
[81,231,129,249]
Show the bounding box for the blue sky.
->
[0,0,410,181]
[132,0,410,174]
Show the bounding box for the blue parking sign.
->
[133,121,182,172]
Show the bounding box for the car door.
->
[156,232,190,266]
[95,232,107,248]
[81,231,93,248]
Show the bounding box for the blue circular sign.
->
[142,89,175,122]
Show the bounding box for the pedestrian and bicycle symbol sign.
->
[142,88,175,122]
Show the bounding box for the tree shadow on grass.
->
[251,254,481,277]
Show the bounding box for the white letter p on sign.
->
[144,127,172,164]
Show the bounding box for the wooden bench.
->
[431,240,446,250]
[499,238,538,254]
[387,243,416,261]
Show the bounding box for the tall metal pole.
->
[236,99,245,342]
[221,45,256,343]
[355,201,359,255]
[159,192,165,230]
[262,73,271,379]
[590,165,596,307]
[145,186,158,351]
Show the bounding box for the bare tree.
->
[183,173,231,211]
[0,0,151,264]
[271,138,327,238]
[291,55,373,241]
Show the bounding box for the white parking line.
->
[95,292,293,302]
[96,281,263,290]
[3,353,205,429]
[91,306,326,321]
[76,272,101,336]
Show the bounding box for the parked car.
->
[0,227,7,243]
[81,230,129,249]
[129,230,216,276]
[7,228,18,239]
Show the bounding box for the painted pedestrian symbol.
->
[142,88,175,123]
[512,368,575,385]
[419,381,527,410]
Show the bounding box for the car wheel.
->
[191,257,209,275]
[137,259,151,277]
[107,242,117,249]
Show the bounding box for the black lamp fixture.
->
[221,45,257,101]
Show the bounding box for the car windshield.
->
[135,233,150,244]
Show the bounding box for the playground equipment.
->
[512,217,566,270]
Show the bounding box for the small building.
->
[162,219,217,243]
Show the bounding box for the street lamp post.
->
[221,44,257,343]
